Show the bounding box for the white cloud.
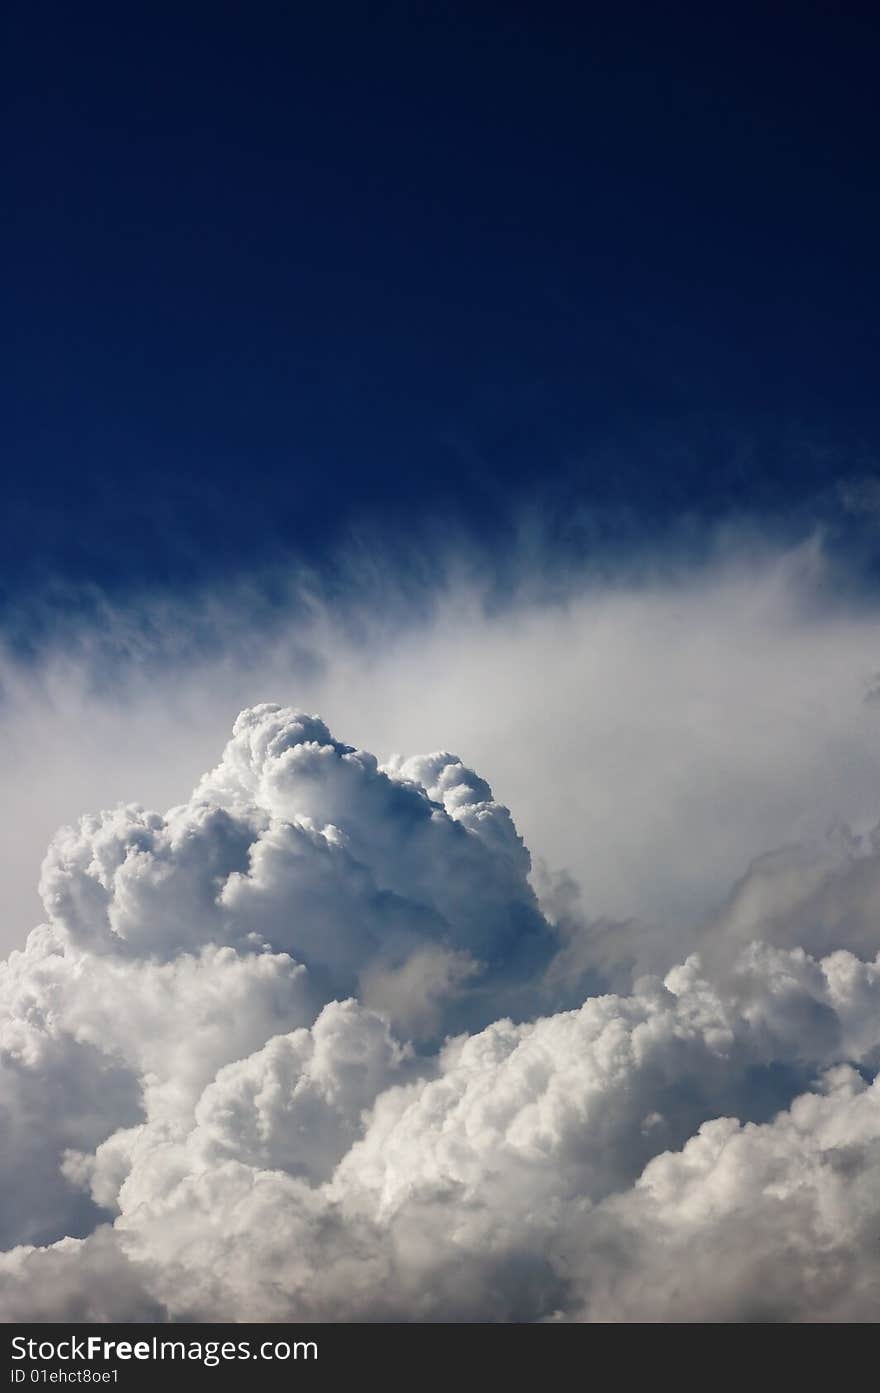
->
[1,690,879,1320]
[5,535,880,962]
[578,1065,880,1321]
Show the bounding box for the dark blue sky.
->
[5,2,880,614]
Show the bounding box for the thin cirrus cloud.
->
[1,535,880,1319]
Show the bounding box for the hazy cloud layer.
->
[5,536,880,959]
[1,691,879,1321]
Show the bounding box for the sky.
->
[3,2,880,1325]
[4,2,880,614]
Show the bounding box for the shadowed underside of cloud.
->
[1,700,880,1321]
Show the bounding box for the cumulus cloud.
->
[1,698,879,1321]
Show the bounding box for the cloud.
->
[5,533,880,964]
[1,697,879,1320]
[579,1064,880,1322]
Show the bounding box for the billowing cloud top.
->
[1,703,879,1321]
